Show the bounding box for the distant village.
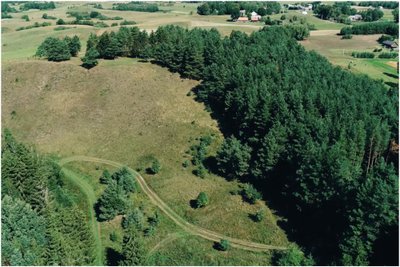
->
[234,3,313,22]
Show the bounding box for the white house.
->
[250,11,261,21]
[348,14,362,21]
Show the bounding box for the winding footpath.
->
[59,155,287,252]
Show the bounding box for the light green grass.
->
[61,167,104,265]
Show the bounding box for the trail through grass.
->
[61,167,104,265]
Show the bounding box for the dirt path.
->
[59,155,287,252]
[61,168,104,265]
[148,232,185,256]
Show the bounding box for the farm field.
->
[1,1,399,266]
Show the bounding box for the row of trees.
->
[112,25,397,265]
[358,1,398,9]
[36,35,81,61]
[112,2,159,12]
[1,130,96,265]
[340,21,399,36]
[20,1,55,11]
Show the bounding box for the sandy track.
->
[59,155,287,252]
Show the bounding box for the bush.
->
[216,239,230,251]
[195,192,209,208]
[2,13,13,19]
[377,34,395,43]
[120,20,137,26]
[341,34,353,39]
[193,166,206,178]
[182,160,190,168]
[54,26,70,31]
[42,13,56,19]
[241,183,262,204]
[111,22,118,27]
[378,52,398,59]
[253,209,265,222]
[351,51,375,58]
[149,159,161,174]
[56,18,65,25]
[21,14,30,21]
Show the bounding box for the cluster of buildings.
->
[236,10,262,22]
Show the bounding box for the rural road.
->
[59,155,287,252]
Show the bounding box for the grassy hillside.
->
[2,58,289,264]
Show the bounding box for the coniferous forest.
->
[10,22,400,266]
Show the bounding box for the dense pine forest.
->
[1,130,96,265]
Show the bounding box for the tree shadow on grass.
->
[189,199,198,209]
[385,81,398,88]
[105,247,123,266]
[383,72,398,79]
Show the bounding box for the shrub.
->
[56,18,65,25]
[111,22,118,27]
[195,192,209,208]
[21,14,30,21]
[54,26,70,31]
[351,51,375,58]
[120,20,137,26]
[217,239,230,251]
[2,13,13,19]
[378,52,398,59]
[182,160,190,168]
[253,209,265,222]
[341,34,353,39]
[241,183,262,204]
[377,34,395,43]
[149,159,161,174]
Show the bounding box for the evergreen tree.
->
[35,37,71,62]
[95,180,127,221]
[216,136,252,180]
[195,192,209,208]
[1,195,47,266]
[81,47,99,69]
[64,35,81,57]
[119,228,145,266]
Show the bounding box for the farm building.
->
[239,10,246,17]
[250,11,261,22]
[382,40,398,49]
[348,14,363,21]
[237,16,249,22]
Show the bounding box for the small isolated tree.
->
[253,209,265,222]
[241,183,262,204]
[195,192,209,208]
[81,47,99,69]
[217,239,230,251]
[149,159,161,174]
[99,169,111,184]
[56,18,65,25]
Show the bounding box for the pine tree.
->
[81,47,99,69]
[119,228,145,266]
